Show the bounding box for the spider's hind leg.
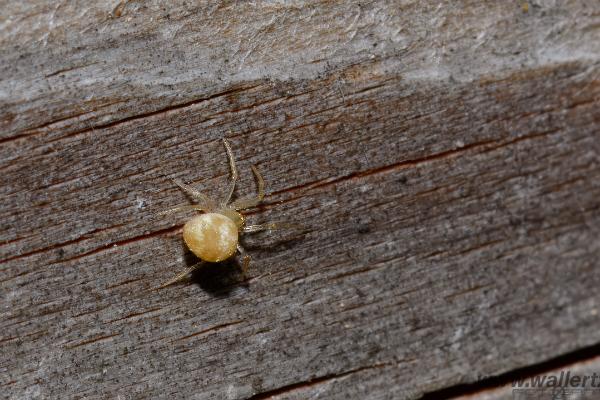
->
[242,222,302,233]
[236,244,251,278]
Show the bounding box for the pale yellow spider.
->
[159,139,288,287]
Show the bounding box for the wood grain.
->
[1,1,600,399]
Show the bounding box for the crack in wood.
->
[65,333,120,349]
[44,62,98,78]
[0,225,179,267]
[247,361,404,399]
[0,329,47,345]
[0,83,262,146]
[444,283,496,301]
[52,83,262,142]
[107,307,164,324]
[171,320,245,343]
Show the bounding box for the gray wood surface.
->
[1,1,600,399]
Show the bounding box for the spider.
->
[159,139,290,287]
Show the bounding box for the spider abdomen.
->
[183,213,238,262]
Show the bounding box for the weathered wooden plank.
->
[1,1,600,399]
[2,1,599,142]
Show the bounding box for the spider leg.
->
[236,244,251,277]
[221,138,238,207]
[157,204,206,216]
[157,261,205,289]
[230,165,264,210]
[242,222,302,233]
[172,178,215,210]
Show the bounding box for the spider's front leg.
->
[221,139,239,207]
[158,204,206,216]
[159,178,216,216]
[230,165,264,210]
[172,179,215,210]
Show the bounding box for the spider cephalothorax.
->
[159,139,286,287]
